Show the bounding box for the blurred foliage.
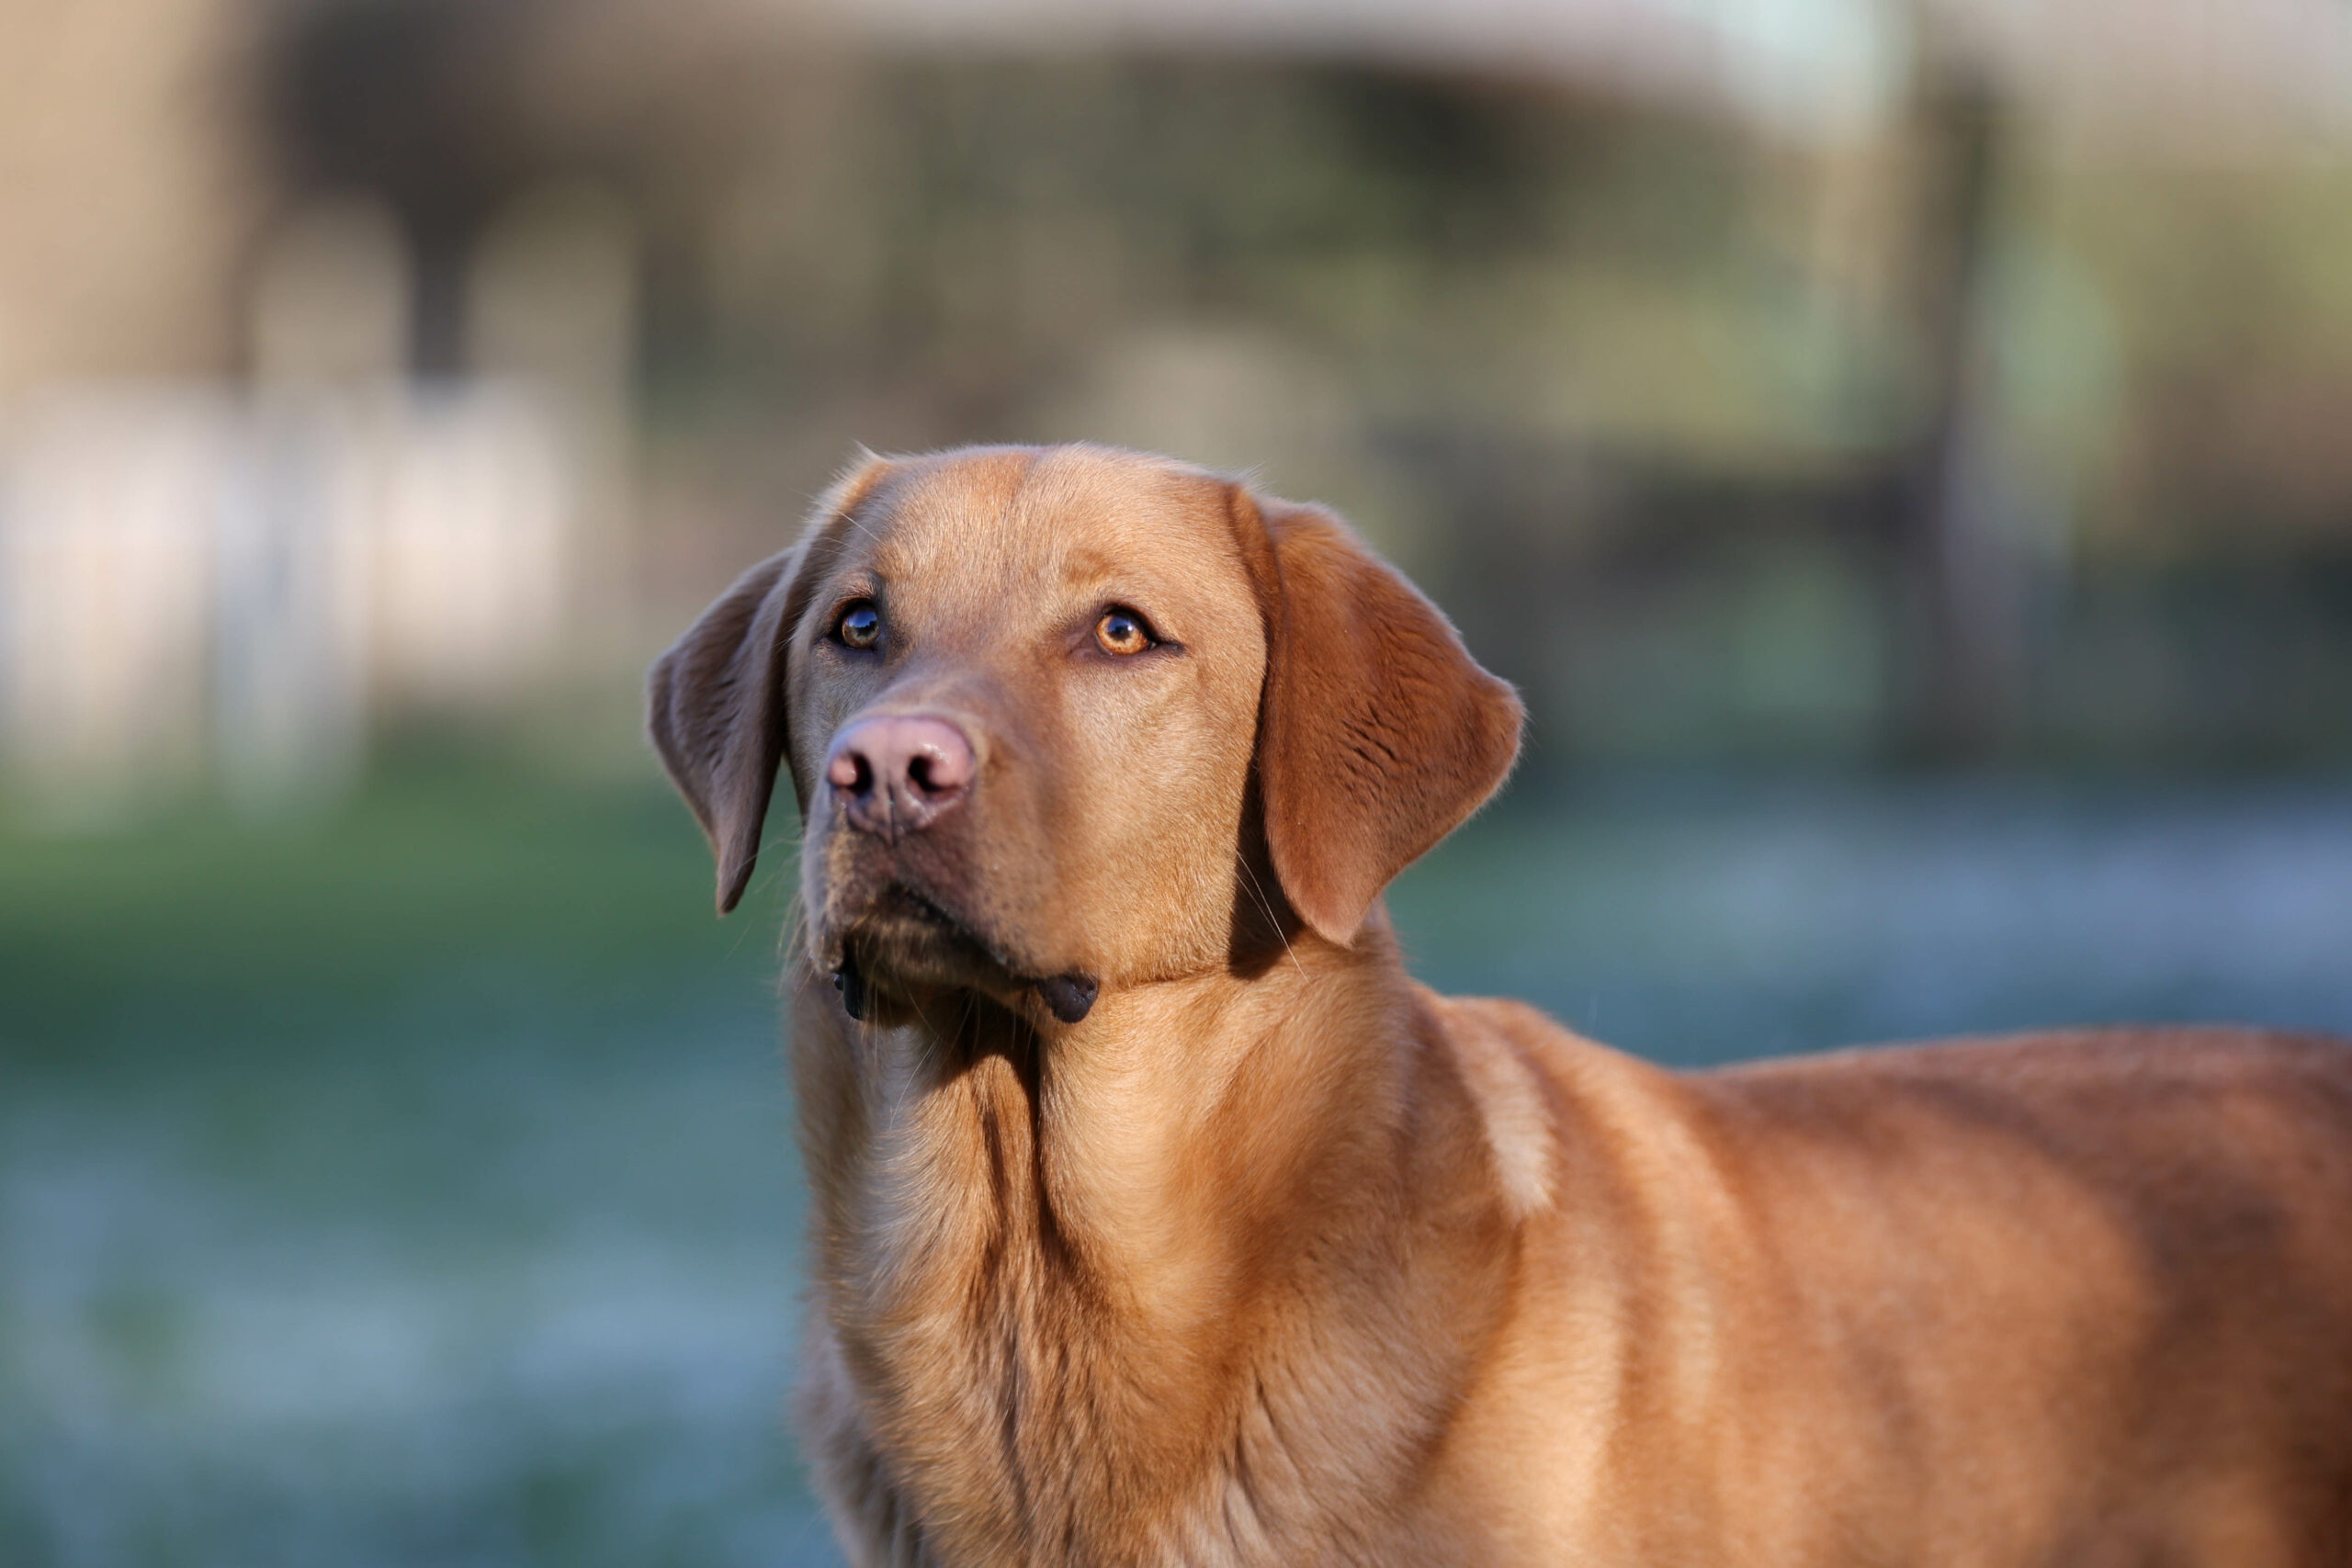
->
[0,739,783,1064]
[0,4,2267,774]
[560,54,2352,769]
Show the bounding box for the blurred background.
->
[6,0,2352,1562]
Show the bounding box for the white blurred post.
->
[0,392,228,820]
[224,193,415,810]
[465,181,639,647]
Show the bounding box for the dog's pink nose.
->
[825,715,975,841]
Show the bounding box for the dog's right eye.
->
[836,602,881,649]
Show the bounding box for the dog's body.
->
[651,444,2352,1566]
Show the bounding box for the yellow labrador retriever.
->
[650,444,2352,1567]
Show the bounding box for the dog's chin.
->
[827,883,1027,1003]
[812,870,1102,1027]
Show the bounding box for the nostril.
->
[912,745,976,798]
[828,749,874,796]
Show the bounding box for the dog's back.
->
[1419,1015,2352,1565]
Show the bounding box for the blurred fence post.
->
[213,401,372,812]
[1898,66,2034,759]
[466,182,639,648]
[225,195,416,809]
[0,392,227,818]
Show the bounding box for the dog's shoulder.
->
[1417,989,1707,1222]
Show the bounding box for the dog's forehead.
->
[862,446,1242,610]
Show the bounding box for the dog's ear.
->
[647,547,805,914]
[1229,485,1523,947]
[648,456,890,914]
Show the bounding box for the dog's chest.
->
[822,1083,1408,1566]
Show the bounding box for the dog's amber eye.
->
[1095,609,1151,657]
[837,602,881,649]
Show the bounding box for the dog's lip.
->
[825,883,1097,1021]
[834,880,1021,976]
[874,883,999,953]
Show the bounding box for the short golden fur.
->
[650,444,2352,1566]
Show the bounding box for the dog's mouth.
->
[844,882,1012,989]
[827,882,1098,1025]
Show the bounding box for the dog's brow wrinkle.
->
[991,447,1048,545]
[1059,544,1121,586]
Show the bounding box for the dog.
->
[650,443,2352,1566]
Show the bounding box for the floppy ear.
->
[648,457,890,914]
[1231,486,1524,947]
[647,547,807,914]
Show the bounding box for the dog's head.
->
[649,444,1521,1027]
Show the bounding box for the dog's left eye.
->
[1095,608,1154,657]
[837,602,881,649]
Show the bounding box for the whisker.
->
[1236,851,1306,978]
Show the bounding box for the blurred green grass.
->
[0,747,786,1066]
[5,752,2351,1567]
[0,749,841,1568]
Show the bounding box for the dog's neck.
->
[789,916,1519,1563]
